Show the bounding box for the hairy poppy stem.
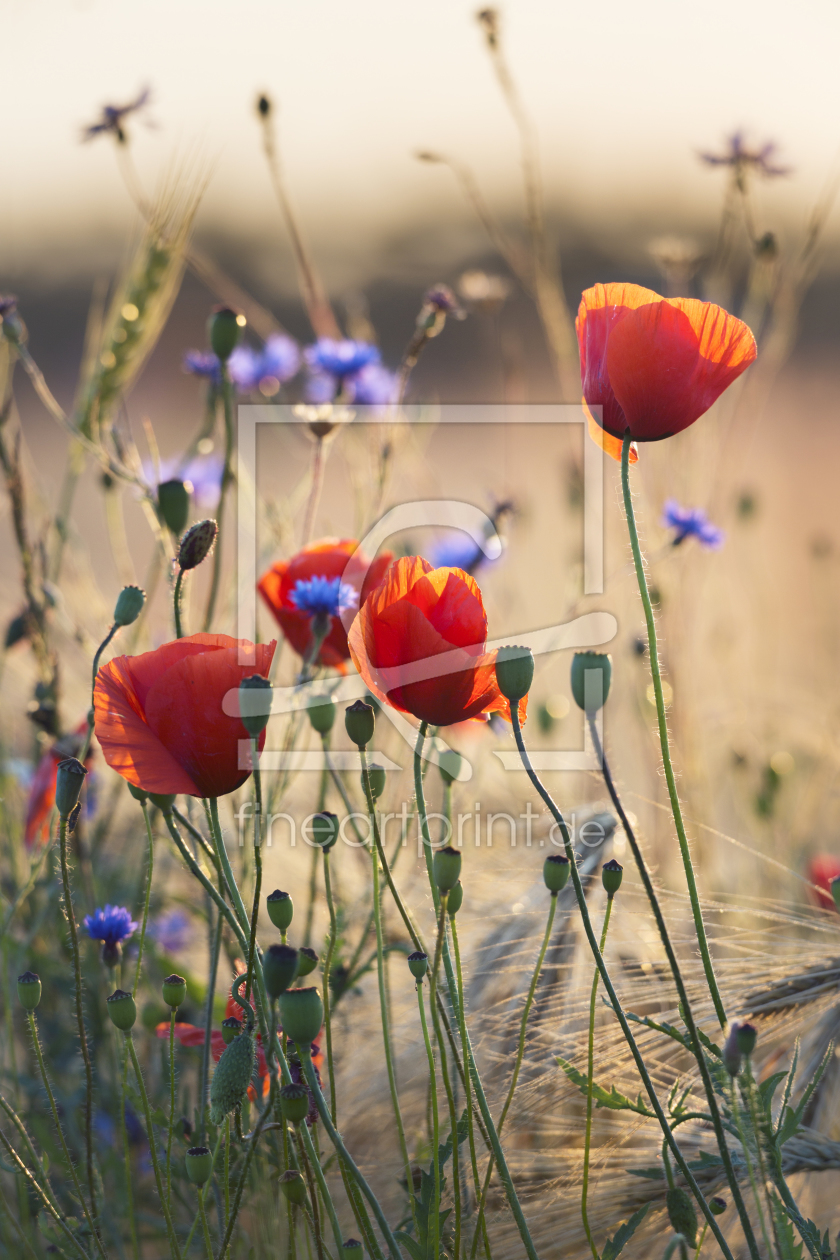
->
[427,897,462,1259]
[203,365,234,633]
[79,622,118,763]
[416,976,440,1260]
[166,1009,176,1210]
[173,568,185,639]
[581,899,613,1259]
[244,739,263,1005]
[134,801,155,997]
[127,1033,183,1259]
[451,919,493,1260]
[620,431,727,1029]
[321,846,340,1120]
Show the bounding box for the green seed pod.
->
[17,970,41,1011]
[571,651,612,714]
[278,1169,307,1207]
[310,812,339,851]
[106,989,137,1032]
[307,694,336,735]
[407,951,428,980]
[363,763,386,801]
[345,700,375,748]
[494,645,535,703]
[208,306,245,362]
[162,974,187,1009]
[543,854,570,894]
[433,845,462,893]
[149,793,177,814]
[267,889,294,932]
[296,947,319,978]
[209,1028,255,1125]
[734,1022,757,1058]
[179,519,217,571]
[438,749,464,786]
[263,944,299,999]
[113,584,146,627]
[343,1240,363,1252]
[157,480,191,536]
[221,1017,242,1046]
[279,1082,310,1126]
[239,674,272,738]
[127,782,148,803]
[666,1186,698,1248]
[55,758,87,819]
[601,859,623,898]
[278,986,324,1046]
[709,1196,726,1217]
[185,1145,214,1186]
[447,881,464,916]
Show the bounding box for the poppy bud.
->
[278,986,323,1046]
[571,652,612,714]
[127,783,148,803]
[709,1196,726,1216]
[257,94,271,118]
[106,989,137,1032]
[447,881,463,916]
[149,793,176,815]
[666,1187,697,1247]
[722,1025,742,1077]
[307,695,336,735]
[185,1146,213,1186]
[602,859,623,898]
[179,519,217,571]
[55,758,87,820]
[495,645,535,703]
[162,974,187,1009]
[363,763,386,802]
[157,480,191,536]
[544,854,571,894]
[735,1022,757,1058]
[408,951,428,980]
[343,1241,363,1252]
[264,944,299,998]
[267,890,294,932]
[208,306,245,362]
[296,947,319,978]
[345,700,375,748]
[17,971,41,1011]
[279,1169,307,1207]
[239,674,272,738]
[210,1029,255,1124]
[113,584,146,628]
[221,1016,242,1045]
[279,1082,310,1125]
[438,750,464,786]
[434,845,462,893]
[311,812,339,851]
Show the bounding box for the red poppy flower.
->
[258,538,393,669]
[93,634,276,798]
[806,855,840,910]
[348,555,526,728]
[577,282,757,444]
[24,721,91,850]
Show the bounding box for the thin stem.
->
[301,435,325,547]
[120,1043,140,1260]
[297,1131,326,1260]
[582,898,613,1260]
[0,1123,90,1260]
[427,905,461,1260]
[304,754,329,947]
[203,364,234,632]
[321,849,340,1122]
[134,802,155,996]
[417,979,440,1260]
[163,810,241,944]
[184,1129,225,1255]
[201,906,224,1142]
[166,1010,176,1208]
[208,796,251,929]
[127,1033,183,1259]
[174,569,185,639]
[452,921,493,1260]
[620,432,726,1028]
[224,1115,231,1228]
[198,1194,215,1260]
[245,738,263,1003]
[730,1078,772,1257]
[79,622,118,763]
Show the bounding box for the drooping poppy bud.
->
[722,1025,743,1077]
[113,585,146,628]
[296,947,319,978]
[279,1169,307,1206]
[267,890,294,932]
[495,645,535,704]
[666,1186,698,1247]
[239,674,272,738]
[544,854,570,894]
[17,971,41,1011]
[363,763,386,801]
[602,859,623,898]
[433,845,462,893]
[149,793,177,814]
[158,480,191,536]
[179,520,217,571]
[735,1022,757,1058]
[210,1029,255,1124]
[107,989,137,1031]
[185,1146,213,1186]
[279,1082,310,1125]
[162,974,187,1009]
[278,986,323,1046]
[408,951,428,980]
[571,652,612,715]
[311,813,339,851]
[208,306,245,362]
[447,881,463,916]
[127,783,148,803]
[345,700,375,748]
[307,694,337,735]
[264,944,299,998]
[55,757,87,819]
[221,1016,242,1045]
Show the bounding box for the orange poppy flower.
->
[577,282,757,443]
[93,633,276,798]
[348,555,526,728]
[258,538,394,669]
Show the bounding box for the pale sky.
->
[4,0,840,288]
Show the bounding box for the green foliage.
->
[601,1203,651,1260]
[556,1056,654,1117]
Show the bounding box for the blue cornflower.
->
[661,499,725,549]
[82,87,151,144]
[228,334,301,395]
[429,531,487,574]
[290,576,358,619]
[349,363,398,406]
[84,905,138,967]
[183,350,222,385]
[149,909,190,955]
[304,338,381,380]
[0,296,17,318]
[700,132,790,178]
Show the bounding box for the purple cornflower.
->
[428,531,489,574]
[661,499,725,549]
[228,334,301,395]
[347,363,398,406]
[422,284,464,317]
[183,351,222,386]
[149,909,190,955]
[304,339,381,380]
[290,576,358,619]
[82,87,151,144]
[84,904,138,967]
[0,296,18,318]
[142,455,222,510]
[699,132,790,178]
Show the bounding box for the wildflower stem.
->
[620,431,726,1028]
[58,815,97,1225]
[183,1128,225,1254]
[321,848,340,1121]
[120,1043,141,1260]
[427,901,462,1260]
[127,1033,183,1259]
[198,1193,214,1260]
[730,1078,773,1257]
[224,1115,231,1227]
[304,751,330,947]
[203,364,234,633]
[173,569,186,639]
[79,622,118,763]
[134,801,155,997]
[301,434,325,547]
[416,977,441,1260]
[0,1124,90,1260]
[694,1222,709,1257]
[244,739,263,1004]
[509,709,739,1260]
[200,905,224,1142]
[451,921,493,1260]
[166,1009,176,1209]
[207,797,252,932]
[296,1130,326,1260]
[581,898,613,1260]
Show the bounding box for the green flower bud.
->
[438,749,464,786]
[185,1146,213,1186]
[17,971,41,1011]
[279,1082,310,1125]
[296,947,319,978]
[363,763,386,801]
[601,859,623,898]
[208,306,245,362]
[722,1025,742,1077]
[408,951,428,980]
[666,1186,697,1248]
[735,1022,757,1058]
[343,1240,363,1251]
[310,812,339,851]
[263,944,299,999]
[433,845,462,893]
[278,986,324,1046]
[239,674,272,738]
[210,1028,255,1124]
[267,889,294,932]
[447,881,463,916]
[307,695,336,735]
[113,585,146,627]
[278,1169,307,1207]
[157,480,191,536]
[544,854,571,894]
[494,645,535,703]
[149,793,177,814]
[106,989,137,1031]
[162,974,187,1009]
[221,1016,242,1045]
[571,651,612,714]
[709,1196,726,1217]
[55,758,87,820]
[127,782,148,803]
[179,519,217,571]
[345,700,375,748]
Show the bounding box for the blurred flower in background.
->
[82,87,152,144]
[228,333,301,396]
[149,908,191,955]
[661,499,725,549]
